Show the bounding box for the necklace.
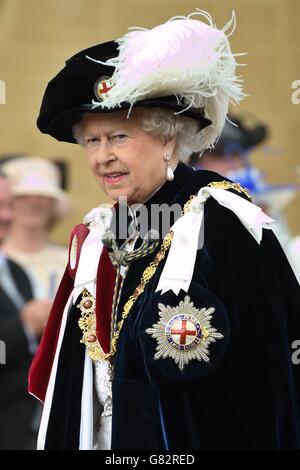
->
[77,231,174,361]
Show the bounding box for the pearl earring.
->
[163,154,174,182]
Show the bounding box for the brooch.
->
[94,76,113,101]
[146,296,224,371]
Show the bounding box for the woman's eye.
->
[111,134,128,142]
[84,137,100,149]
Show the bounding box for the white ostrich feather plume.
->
[87,9,246,150]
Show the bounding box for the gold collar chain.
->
[77,231,173,361]
[207,180,252,201]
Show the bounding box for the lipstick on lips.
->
[104,172,128,184]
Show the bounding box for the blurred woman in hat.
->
[2,157,70,305]
[29,10,300,450]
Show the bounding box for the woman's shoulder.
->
[192,168,228,187]
[176,166,250,208]
[190,168,251,200]
[180,168,273,253]
[181,168,254,226]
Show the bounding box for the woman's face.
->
[13,195,57,230]
[78,110,177,205]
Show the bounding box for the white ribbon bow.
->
[156,187,274,295]
[73,206,113,302]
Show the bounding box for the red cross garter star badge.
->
[94,76,114,101]
[146,296,224,371]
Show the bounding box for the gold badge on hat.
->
[146,296,224,371]
[94,76,113,101]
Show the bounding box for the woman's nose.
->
[95,141,116,164]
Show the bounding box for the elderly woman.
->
[29,11,300,450]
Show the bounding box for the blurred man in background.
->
[0,171,51,449]
[190,115,300,283]
[190,114,268,178]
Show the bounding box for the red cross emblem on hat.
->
[94,76,113,101]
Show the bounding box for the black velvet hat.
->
[37,12,244,146]
[37,40,212,144]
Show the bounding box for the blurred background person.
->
[189,114,268,176]
[189,115,300,283]
[0,171,13,242]
[1,156,70,299]
[0,171,51,449]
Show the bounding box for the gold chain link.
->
[207,180,252,201]
[78,231,174,361]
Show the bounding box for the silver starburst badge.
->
[146,296,224,371]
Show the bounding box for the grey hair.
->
[72,124,86,147]
[139,108,205,162]
[73,107,207,162]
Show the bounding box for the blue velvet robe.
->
[44,163,300,449]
